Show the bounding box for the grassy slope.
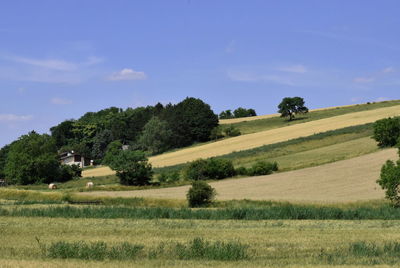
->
[3,216,400,267]
[223,100,400,134]
[80,148,398,202]
[84,102,400,177]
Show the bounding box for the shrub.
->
[184,158,236,181]
[247,161,278,176]
[224,125,241,137]
[187,181,216,207]
[373,117,400,147]
[58,164,82,182]
[210,126,224,140]
[157,170,181,184]
[235,166,249,176]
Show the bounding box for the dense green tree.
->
[50,120,76,148]
[107,150,153,186]
[233,107,257,118]
[0,144,11,179]
[4,132,61,185]
[163,97,219,147]
[373,117,400,148]
[102,140,123,165]
[91,129,114,162]
[377,159,400,206]
[187,181,216,207]
[219,110,234,119]
[278,97,309,121]
[219,108,256,119]
[138,117,173,154]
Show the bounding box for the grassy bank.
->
[3,201,400,220]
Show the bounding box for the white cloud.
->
[276,64,308,73]
[353,77,375,83]
[0,53,105,84]
[51,97,72,105]
[8,56,77,71]
[382,67,395,73]
[107,68,147,81]
[0,114,33,122]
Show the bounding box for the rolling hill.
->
[83,104,400,177]
[80,148,398,202]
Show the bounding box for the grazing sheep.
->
[48,183,57,189]
[86,182,94,188]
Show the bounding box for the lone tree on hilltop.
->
[278,97,309,121]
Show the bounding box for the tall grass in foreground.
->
[43,238,249,261]
[175,237,249,261]
[4,203,400,220]
[319,241,400,265]
[46,241,143,260]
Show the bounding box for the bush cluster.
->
[184,158,236,181]
[236,161,278,176]
[157,170,181,184]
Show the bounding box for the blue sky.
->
[1,0,400,147]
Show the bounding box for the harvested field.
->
[80,149,397,202]
[83,104,400,178]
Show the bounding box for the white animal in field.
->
[86,182,94,188]
[48,183,57,189]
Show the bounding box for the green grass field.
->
[3,101,400,267]
[2,213,400,267]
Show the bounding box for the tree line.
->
[0,96,307,186]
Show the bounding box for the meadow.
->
[3,101,400,267]
[3,213,400,267]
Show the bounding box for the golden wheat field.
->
[83,105,400,177]
[80,148,397,202]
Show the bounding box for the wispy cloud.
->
[227,70,296,86]
[276,64,308,73]
[0,114,33,122]
[50,97,72,105]
[225,40,236,53]
[8,56,77,71]
[353,77,375,83]
[382,67,395,73]
[353,66,397,85]
[107,68,147,81]
[0,54,104,84]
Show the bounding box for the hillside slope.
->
[83,105,400,177]
[80,149,398,202]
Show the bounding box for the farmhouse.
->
[60,151,91,168]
